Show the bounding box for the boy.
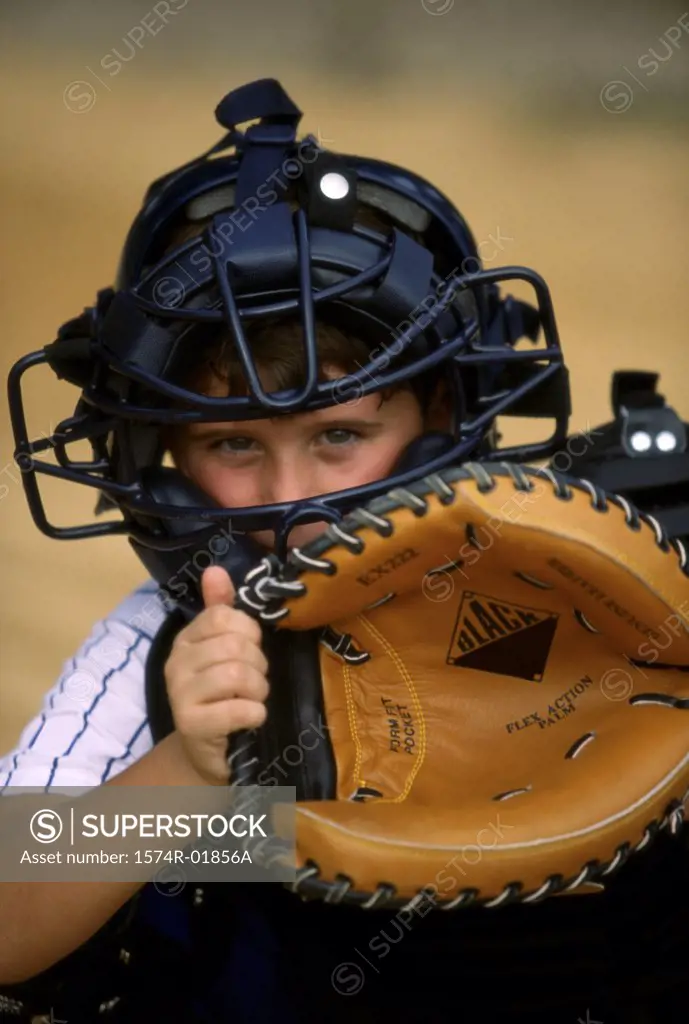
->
[2,78,686,1023]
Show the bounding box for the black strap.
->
[214,77,302,133]
[145,606,187,744]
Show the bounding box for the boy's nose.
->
[262,464,319,507]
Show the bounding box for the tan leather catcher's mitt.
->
[236,462,689,911]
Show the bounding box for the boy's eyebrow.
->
[187,418,384,438]
[310,418,384,428]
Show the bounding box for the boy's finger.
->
[201,565,236,608]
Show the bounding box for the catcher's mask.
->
[8,78,570,615]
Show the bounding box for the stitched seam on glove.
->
[351,612,427,804]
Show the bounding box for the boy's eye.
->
[207,428,363,453]
[211,436,255,452]
[319,428,361,446]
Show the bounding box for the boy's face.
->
[172,366,448,551]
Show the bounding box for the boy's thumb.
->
[201,565,236,608]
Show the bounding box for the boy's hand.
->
[164,565,269,785]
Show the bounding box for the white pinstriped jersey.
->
[0,580,169,791]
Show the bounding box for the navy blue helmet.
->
[8,78,570,614]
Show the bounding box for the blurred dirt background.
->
[1,0,688,753]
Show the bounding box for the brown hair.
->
[184,315,416,410]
